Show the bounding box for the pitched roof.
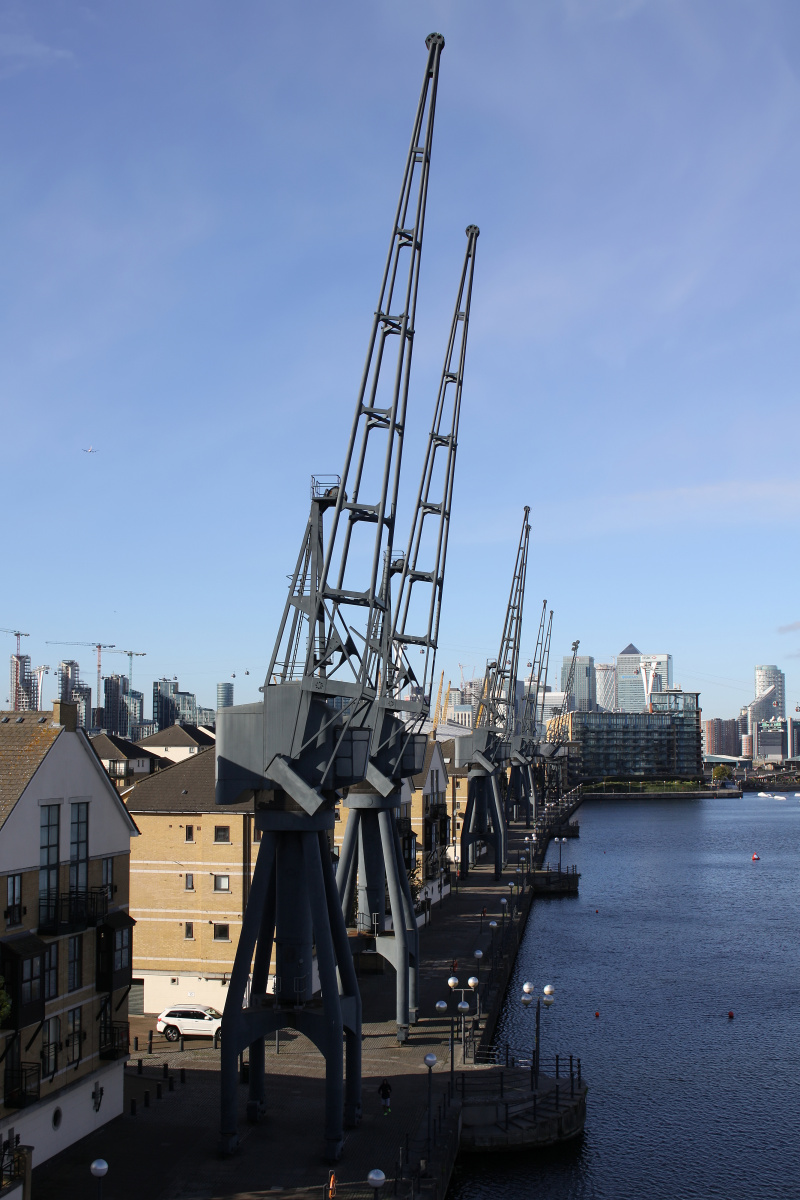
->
[0,711,62,830]
[619,643,641,656]
[410,739,449,790]
[125,747,251,814]
[91,732,161,761]
[136,723,215,749]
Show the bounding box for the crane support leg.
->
[389,815,419,1023]
[378,809,409,1040]
[319,830,362,1127]
[489,772,506,878]
[527,764,537,826]
[459,771,503,880]
[357,812,387,935]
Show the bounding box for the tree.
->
[712,764,733,781]
[0,976,11,1025]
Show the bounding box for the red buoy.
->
[752,853,760,861]
[595,1011,600,1018]
[595,909,599,913]
[728,1011,734,1019]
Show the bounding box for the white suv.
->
[156,1005,222,1042]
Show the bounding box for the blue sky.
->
[1,0,798,720]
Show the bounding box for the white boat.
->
[775,794,787,801]
[757,791,772,798]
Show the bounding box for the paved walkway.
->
[31,820,558,1200]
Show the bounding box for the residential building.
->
[129,721,157,742]
[103,675,128,738]
[0,702,138,1165]
[703,718,741,757]
[89,734,166,792]
[174,692,197,726]
[196,706,215,728]
[754,665,785,719]
[595,662,616,711]
[125,749,253,1014]
[56,662,81,705]
[216,683,234,710]
[399,741,449,882]
[123,690,144,734]
[70,684,92,731]
[136,723,215,764]
[756,717,786,762]
[152,679,178,732]
[561,655,596,711]
[745,685,777,736]
[551,690,702,783]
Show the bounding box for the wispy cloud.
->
[0,31,73,78]
[778,621,800,635]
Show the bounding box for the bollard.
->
[137,1058,143,1075]
[504,1043,509,1068]
[569,1054,573,1077]
[148,1030,153,1054]
[180,1067,186,1084]
[162,1062,169,1079]
[577,1058,581,1085]
[130,1098,137,1117]
[134,1036,139,1052]
[504,1101,509,1131]
[169,1076,175,1092]
[180,1036,184,1053]
[144,1090,150,1108]
[555,1084,559,1110]
[533,1093,537,1122]
[555,1054,559,1079]
[500,1071,504,1098]
[571,1070,574,1098]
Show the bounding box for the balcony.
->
[38,888,108,936]
[426,803,448,821]
[99,1021,129,1061]
[396,817,412,837]
[3,1062,41,1109]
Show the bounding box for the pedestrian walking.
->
[378,1078,392,1116]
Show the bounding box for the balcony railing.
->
[38,887,108,935]
[426,803,448,821]
[99,1021,129,1061]
[3,1062,41,1109]
[396,816,412,837]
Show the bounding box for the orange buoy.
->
[595,909,599,913]
[752,853,760,861]
[728,1011,734,1019]
[595,1011,600,1018]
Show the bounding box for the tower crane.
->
[45,641,115,721]
[430,671,445,735]
[2,629,30,710]
[457,507,531,880]
[215,35,461,1161]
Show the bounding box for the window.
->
[39,805,59,899]
[42,1015,60,1076]
[70,802,89,892]
[214,875,230,892]
[113,928,130,972]
[68,934,82,991]
[254,826,262,843]
[213,924,230,940]
[44,942,58,1000]
[214,826,230,843]
[102,857,114,900]
[21,955,42,1005]
[184,922,194,939]
[185,873,194,890]
[66,1007,82,1064]
[185,825,194,842]
[6,874,22,925]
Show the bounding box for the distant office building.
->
[561,655,596,711]
[595,662,616,711]
[553,690,702,783]
[756,717,786,762]
[616,644,673,711]
[788,716,800,760]
[196,705,215,727]
[175,691,197,725]
[9,654,37,710]
[217,682,234,710]
[703,718,740,757]
[754,665,785,719]
[153,678,178,730]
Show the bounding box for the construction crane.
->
[334,222,479,1045]
[430,671,445,735]
[508,599,548,827]
[216,34,455,1161]
[106,649,147,696]
[457,507,531,880]
[45,641,115,719]
[1,629,30,710]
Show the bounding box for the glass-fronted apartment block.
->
[561,655,596,711]
[550,690,702,783]
[754,665,785,719]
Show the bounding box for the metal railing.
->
[99,1021,129,1060]
[3,1062,40,1109]
[38,887,108,935]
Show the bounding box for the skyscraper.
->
[217,682,234,710]
[104,674,129,736]
[616,644,673,711]
[9,654,36,710]
[561,655,596,711]
[595,662,617,711]
[754,665,785,719]
[57,659,81,703]
[153,678,178,731]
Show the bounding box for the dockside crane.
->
[334,222,479,1042]
[215,34,456,1161]
[508,599,549,827]
[457,506,531,880]
[544,638,579,801]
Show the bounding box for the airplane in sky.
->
[83,446,99,454]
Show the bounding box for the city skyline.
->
[1,3,799,720]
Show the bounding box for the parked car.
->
[156,1005,222,1042]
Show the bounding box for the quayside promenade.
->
[32,796,585,1200]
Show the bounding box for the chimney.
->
[52,701,78,732]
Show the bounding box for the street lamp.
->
[500,896,508,928]
[468,974,480,1021]
[436,999,455,1095]
[368,1169,386,1198]
[424,1053,437,1158]
[90,1160,108,1200]
[557,837,566,871]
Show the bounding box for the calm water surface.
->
[449,795,800,1200]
